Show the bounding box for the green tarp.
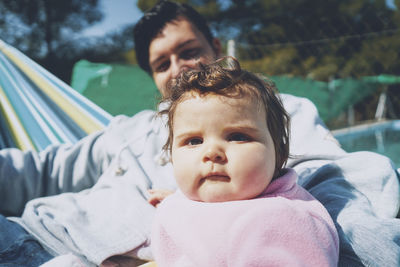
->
[71,60,160,117]
[71,60,399,123]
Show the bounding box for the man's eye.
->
[154,61,170,73]
[228,133,251,142]
[186,138,203,146]
[181,48,201,60]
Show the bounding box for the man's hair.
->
[133,0,215,74]
[159,56,291,177]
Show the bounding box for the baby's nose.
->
[203,144,226,163]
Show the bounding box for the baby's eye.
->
[228,133,252,142]
[186,137,203,146]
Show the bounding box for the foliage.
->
[0,0,102,59]
[212,0,400,80]
[0,0,399,84]
[137,0,221,29]
[137,0,162,12]
[138,0,189,12]
[0,0,135,82]
[137,0,400,81]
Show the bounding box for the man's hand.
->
[147,189,174,207]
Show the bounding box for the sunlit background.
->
[82,0,141,37]
[0,0,399,165]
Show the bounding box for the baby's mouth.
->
[200,173,230,184]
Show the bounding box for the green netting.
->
[271,76,381,121]
[71,60,160,116]
[70,60,399,122]
[362,74,400,85]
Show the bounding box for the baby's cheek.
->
[172,153,198,198]
[239,149,274,179]
[173,167,187,188]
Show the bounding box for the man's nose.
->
[202,142,227,163]
[171,57,191,78]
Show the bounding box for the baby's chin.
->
[196,179,236,202]
[196,188,252,203]
[183,178,261,202]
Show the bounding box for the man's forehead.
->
[151,16,200,43]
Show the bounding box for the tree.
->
[0,0,104,82]
[137,0,400,80]
[137,0,221,26]
[210,0,400,80]
[0,0,102,59]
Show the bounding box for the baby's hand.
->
[147,189,174,207]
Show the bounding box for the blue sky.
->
[386,0,397,10]
[82,0,143,37]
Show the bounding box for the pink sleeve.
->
[226,202,339,267]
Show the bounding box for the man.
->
[0,1,399,266]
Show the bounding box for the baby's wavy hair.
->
[159,56,290,176]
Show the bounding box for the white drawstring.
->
[113,133,147,176]
[113,116,170,175]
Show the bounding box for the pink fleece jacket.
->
[151,168,339,266]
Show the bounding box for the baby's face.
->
[171,93,276,202]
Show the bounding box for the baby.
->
[150,56,339,266]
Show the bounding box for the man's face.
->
[148,17,220,96]
[171,93,276,203]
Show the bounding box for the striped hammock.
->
[0,40,112,151]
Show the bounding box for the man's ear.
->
[212,38,222,58]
